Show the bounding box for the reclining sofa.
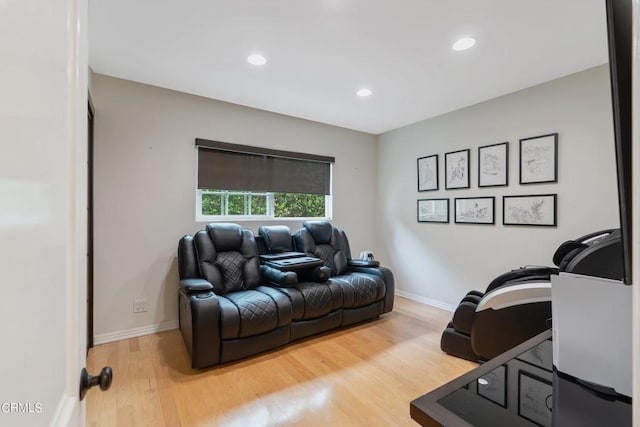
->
[441,229,622,362]
[177,221,394,369]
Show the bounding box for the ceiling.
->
[89,0,608,135]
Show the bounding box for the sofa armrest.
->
[260,265,298,287]
[289,265,330,283]
[179,278,214,293]
[345,265,395,313]
[311,266,331,283]
[348,259,381,268]
[178,289,221,368]
[347,265,384,276]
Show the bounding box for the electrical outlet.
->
[133,298,148,313]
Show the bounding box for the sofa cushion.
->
[276,281,343,320]
[215,251,247,293]
[221,290,279,338]
[314,243,348,276]
[207,223,243,252]
[259,225,293,252]
[304,221,333,244]
[296,222,349,276]
[296,283,334,319]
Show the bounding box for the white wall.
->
[377,65,619,309]
[91,74,378,338]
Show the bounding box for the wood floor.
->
[86,297,477,426]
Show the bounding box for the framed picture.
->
[478,142,508,187]
[417,198,449,223]
[445,149,470,189]
[518,371,552,426]
[503,194,557,227]
[477,365,507,408]
[519,133,558,184]
[454,197,495,224]
[417,154,438,191]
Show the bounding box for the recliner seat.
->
[294,221,394,325]
[257,225,344,340]
[178,223,292,368]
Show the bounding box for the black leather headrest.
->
[304,221,333,244]
[258,225,292,252]
[558,247,587,271]
[206,223,243,252]
[553,240,588,267]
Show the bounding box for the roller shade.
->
[196,139,334,195]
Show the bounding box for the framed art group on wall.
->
[416,132,559,227]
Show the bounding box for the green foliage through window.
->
[251,195,267,215]
[202,193,222,216]
[200,190,326,218]
[274,193,324,217]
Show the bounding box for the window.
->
[195,139,334,220]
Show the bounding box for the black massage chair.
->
[440,229,622,362]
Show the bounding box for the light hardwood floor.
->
[86,297,477,426]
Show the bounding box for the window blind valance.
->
[196,139,334,195]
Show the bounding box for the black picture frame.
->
[478,142,508,187]
[503,194,557,227]
[417,198,449,223]
[417,154,439,191]
[518,371,552,426]
[445,149,470,190]
[454,197,495,224]
[519,133,558,184]
[477,365,507,408]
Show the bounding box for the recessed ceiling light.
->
[247,54,267,66]
[356,88,372,97]
[452,37,476,51]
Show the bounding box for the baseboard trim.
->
[50,394,78,427]
[396,290,456,312]
[94,320,179,345]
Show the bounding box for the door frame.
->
[51,0,89,424]
[87,95,94,350]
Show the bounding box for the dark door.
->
[87,97,95,349]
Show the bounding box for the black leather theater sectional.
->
[177,221,394,369]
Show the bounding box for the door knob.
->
[79,366,112,401]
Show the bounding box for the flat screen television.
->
[605,0,632,284]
